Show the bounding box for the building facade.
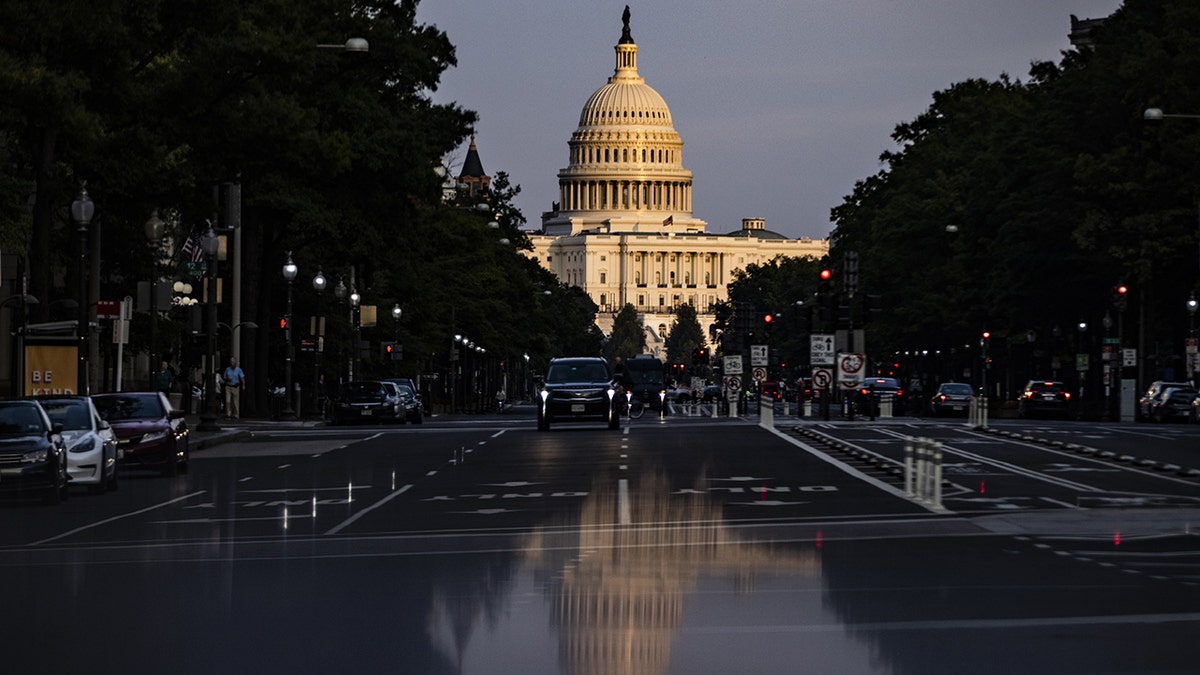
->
[525,10,828,356]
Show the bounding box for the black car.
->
[537,357,619,431]
[0,400,69,504]
[328,380,402,425]
[1018,380,1071,419]
[857,377,906,415]
[1139,380,1194,422]
[930,382,974,416]
[1149,386,1197,423]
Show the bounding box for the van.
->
[624,355,666,410]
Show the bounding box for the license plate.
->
[1041,394,1056,400]
[361,409,372,416]
[951,405,964,410]
[571,404,585,413]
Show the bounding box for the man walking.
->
[222,357,246,419]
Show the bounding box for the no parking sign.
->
[838,353,866,390]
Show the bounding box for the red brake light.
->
[1063,392,1071,400]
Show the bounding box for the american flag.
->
[180,232,206,262]
[662,214,673,227]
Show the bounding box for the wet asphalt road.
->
[2,411,1198,674]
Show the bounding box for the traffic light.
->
[279,316,288,330]
[763,313,773,324]
[691,347,710,365]
[1112,284,1128,311]
[381,341,402,360]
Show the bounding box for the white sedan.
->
[37,396,119,494]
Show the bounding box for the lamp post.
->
[145,210,165,390]
[281,252,298,418]
[334,276,347,383]
[350,285,361,382]
[70,186,94,395]
[391,303,402,376]
[1188,293,1198,382]
[197,225,222,430]
[1077,320,1088,408]
[312,268,326,418]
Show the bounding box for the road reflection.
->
[429,468,822,674]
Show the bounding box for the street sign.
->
[752,367,767,382]
[750,345,768,366]
[812,368,833,389]
[810,334,835,366]
[724,375,742,392]
[1122,348,1137,367]
[1076,354,1089,371]
[837,352,865,389]
[96,300,121,320]
[724,354,743,375]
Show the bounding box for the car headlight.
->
[142,429,169,443]
[22,449,48,463]
[68,437,95,454]
[540,390,549,402]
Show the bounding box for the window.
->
[635,271,642,284]
[600,272,606,284]
[638,294,645,305]
[600,294,606,305]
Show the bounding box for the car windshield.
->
[394,383,416,398]
[345,382,385,397]
[0,403,46,435]
[941,384,973,396]
[93,395,164,420]
[547,362,609,383]
[38,400,92,431]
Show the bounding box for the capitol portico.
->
[525,8,828,354]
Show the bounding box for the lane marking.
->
[29,491,207,546]
[238,476,254,483]
[239,486,372,494]
[618,479,631,525]
[324,485,413,535]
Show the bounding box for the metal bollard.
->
[904,438,914,497]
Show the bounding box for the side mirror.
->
[168,409,187,420]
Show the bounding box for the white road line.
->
[1039,497,1079,509]
[239,486,372,494]
[29,491,207,546]
[490,430,507,438]
[618,479,631,525]
[324,485,413,535]
[238,476,254,483]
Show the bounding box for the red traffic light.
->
[279,317,287,329]
[763,314,773,323]
[982,331,990,339]
[384,344,394,353]
[1116,285,1128,295]
[819,269,832,280]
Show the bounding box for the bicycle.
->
[624,390,645,419]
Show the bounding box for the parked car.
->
[537,357,619,431]
[0,400,69,504]
[1138,380,1194,422]
[1017,380,1071,419]
[382,378,424,423]
[384,380,424,424]
[92,392,190,475]
[858,377,906,415]
[328,380,402,425]
[759,380,782,401]
[701,384,723,402]
[929,382,974,417]
[1149,385,1197,423]
[36,396,119,493]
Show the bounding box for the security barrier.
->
[904,436,943,509]
[759,395,774,428]
[968,396,989,428]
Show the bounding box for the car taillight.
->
[938,395,947,402]
[1063,392,1071,400]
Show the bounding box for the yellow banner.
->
[25,344,80,395]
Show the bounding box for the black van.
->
[625,355,666,410]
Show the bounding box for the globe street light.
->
[70,185,94,394]
[312,268,326,417]
[350,285,361,382]
[281,252,298,418]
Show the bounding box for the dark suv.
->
[1018,380,1071,419]
[537,357,619,431]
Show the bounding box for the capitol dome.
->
[544,7,700,237]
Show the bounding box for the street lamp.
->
[281,251,298,418]
[70,185,94,394]
[391,303,401,376]
[145,210,165,390]
[198,224,222,431]
[312,268,326,417]
[350,285,361,382]
[316,38,369,52]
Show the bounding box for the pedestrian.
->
[156,360,174,396]
[495,387,507,413]
[222,357,247,419]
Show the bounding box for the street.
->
[2,410,1198,674]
